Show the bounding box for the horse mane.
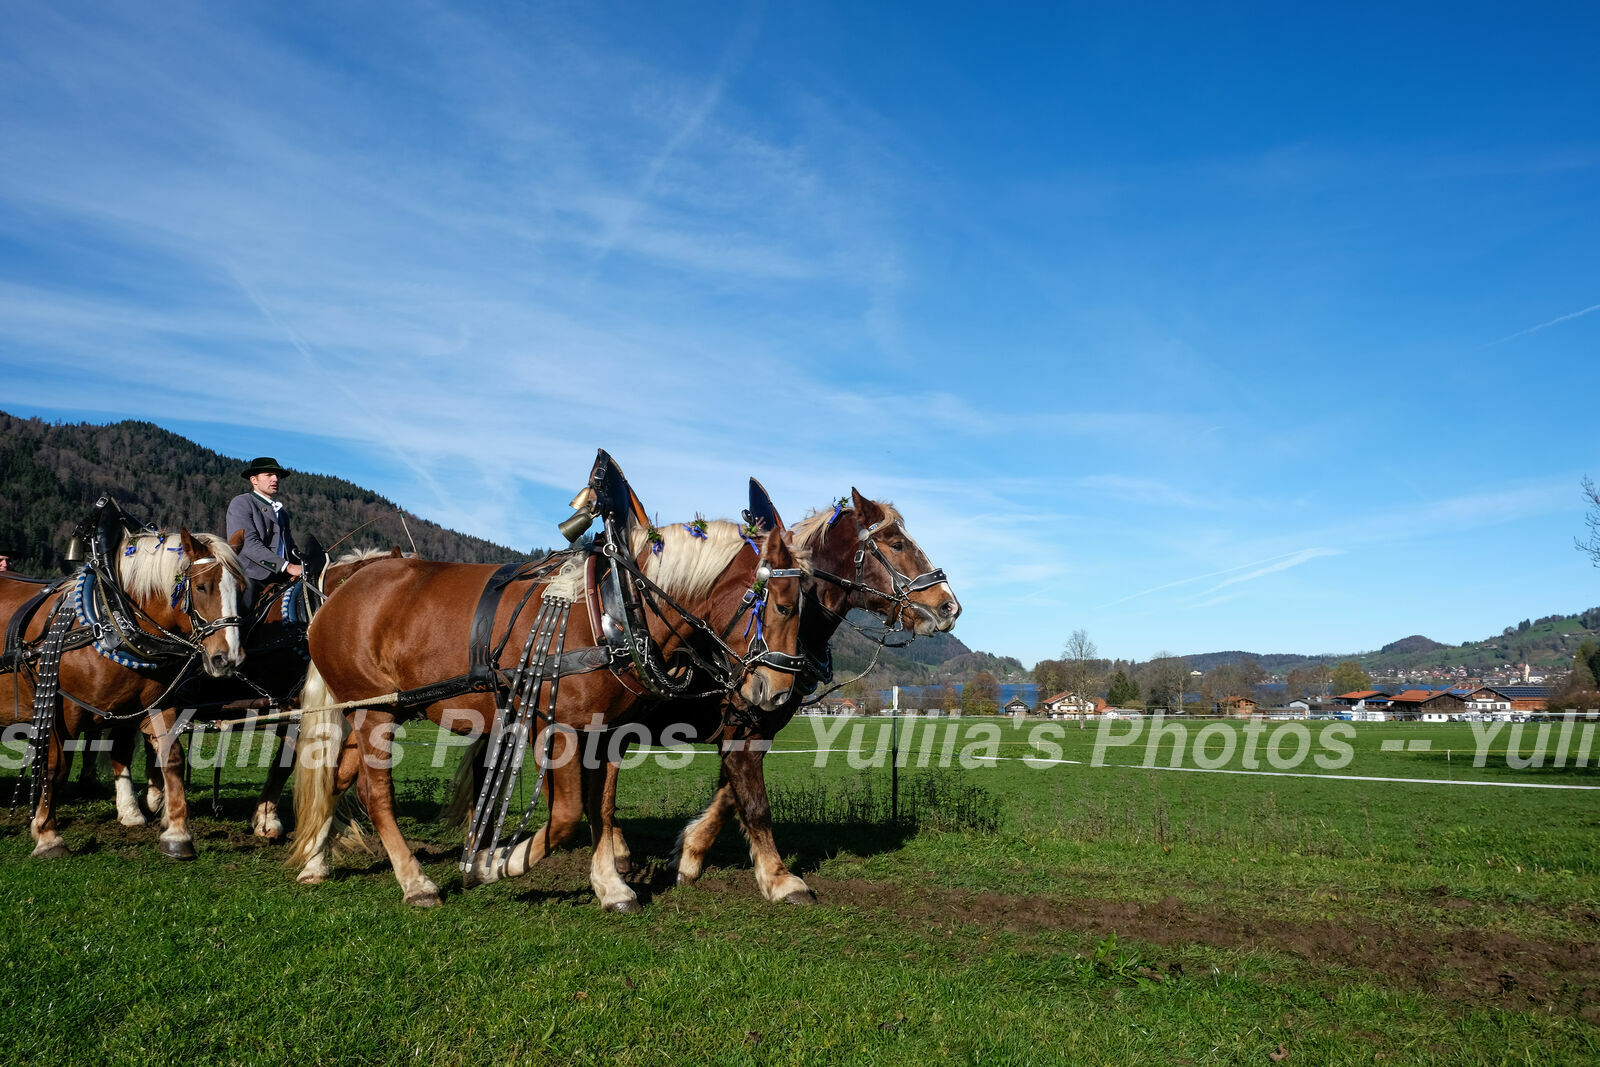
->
[118,531,244,599]
[791,500,902,555]
[626,520,751,601]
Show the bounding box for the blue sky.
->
[2,1,1597,665]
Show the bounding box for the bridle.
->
[168,552,245,643]
[720,563,808,676]
[809,512,948,638]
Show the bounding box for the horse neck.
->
[122,582,186,635]
[654,550,757,657]
[808,513,866,618]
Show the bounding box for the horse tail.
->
[286,661,346,869]
[439,733,489,827]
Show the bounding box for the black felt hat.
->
[241,457,291,478]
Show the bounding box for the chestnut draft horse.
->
[593,488,960,904]
[1,527,246,860]
[287,516,805,909]
[140,547,410,843]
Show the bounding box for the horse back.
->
[307,558,600,702]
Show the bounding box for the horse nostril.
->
[940,599,960,618]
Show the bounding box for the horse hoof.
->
[783,889,818,906]
[160,838,197,861]
[404,891,442,908]
[31,842,71,861]
[603,899,643,915]
[254,827,282,841]
[296,871,326,886]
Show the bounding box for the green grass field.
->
[3,717,1598,1065]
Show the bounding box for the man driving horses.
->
[227,457,302,607]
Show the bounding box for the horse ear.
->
[389,546,403,558]
[850,489,883,526]
[228,529,246,552]
[764,527,793,567]
[179,527,200,559]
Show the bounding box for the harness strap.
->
[21,597,75,812]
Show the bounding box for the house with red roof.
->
[1040,692,1107,718]
[1386,689,1466,721]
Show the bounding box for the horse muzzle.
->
[740,669,793,713]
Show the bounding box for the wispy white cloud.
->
[1095,547,1342,609]
[1193,547,1342,596]
[1488,301,1600,346]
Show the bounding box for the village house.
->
[1218,695,1258,718]
[1492,685,1554,713]
[1039,691,1107,719]
[1386,689,1466,722]
[1002,696,1031,717]
[1463,686,1514,720]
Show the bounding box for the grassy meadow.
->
[2,716,1598,1065]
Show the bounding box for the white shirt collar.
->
[252,490,283,513]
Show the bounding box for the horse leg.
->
[142,709,195,859]
[583,754,639,913]
[108,721,147,827]
[670,763,736,885]
[602,762,633,875]
[350,710,440,907]
[464,729,585,886]
[73,720,105,797]
[726,745,814,904]
[252,722,292,839]
[142,732,166,818]
[29,715,72,860]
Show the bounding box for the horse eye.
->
[776,604,792,617]
[890,541,906,552]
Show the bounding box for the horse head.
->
[149,528,246,678]
[731,522,805,713]
[797,490,960,637]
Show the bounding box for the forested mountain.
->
[0,412,539,572]
[1174,609,1600,679]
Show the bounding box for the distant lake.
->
[878,683,1039,707]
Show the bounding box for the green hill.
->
[0,411,539,572]
[1177,609,1600,681]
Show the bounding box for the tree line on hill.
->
[0,412,541,573]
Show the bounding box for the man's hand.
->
[285,563,304,578]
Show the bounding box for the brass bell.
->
[557,509,595,544]
[64,535,87,563]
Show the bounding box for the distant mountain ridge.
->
[0,411,538,571]
[1180,608,1600,676]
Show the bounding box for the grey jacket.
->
[226,492,297,583]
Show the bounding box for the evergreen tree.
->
[1106,670,1139,707]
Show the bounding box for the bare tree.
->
[1141,651,1191,712]
[1581,477,1600,567]
[1062,628,1099,698]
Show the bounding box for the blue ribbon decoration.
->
[743,596,765,642]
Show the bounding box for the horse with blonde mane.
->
[139,546,412,843]
[589,487,960,904]
[1,517,246,860]
[287,454,807,909]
